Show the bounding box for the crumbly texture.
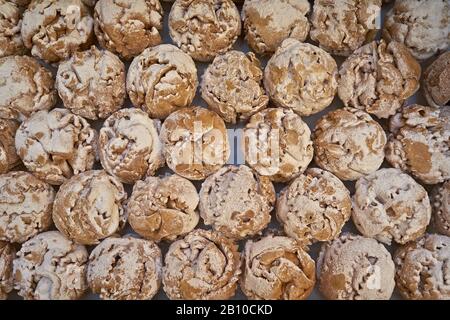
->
[0,55,56,121]
[160,107,230,180]
[394,234,450,300]
[264,39,337,116]
[317,233,395,300]
[162,229,241,300]
[15,108,98,185]
[199,165,275,240]
[52,170,127,245]
[242,0,310,55]
[94,0,163,60]
[310,0,381,56]
[313,107,386,181]
[431,181,450,236]
[423,51,450,108]
[386,104,450,185]
[383,0,450,60]
[56,46,126,120]
[87,236,162,300]
[243,108,313,182]
[168,0,241,62]
[352,168,431,245]
[0,118,20,174]
[0,241,15,300]
[277,168,351,247]
[13,231,88,300]
[99,108,164,184]
[0,0,26,58]
[338,40,421,119]
[127,174,199,242]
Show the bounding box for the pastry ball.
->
[87,236,162,300]
[15,108,98,185]
[52,170,127,245]
[423,51,450,108]
[127,44,198,119]
[127,174,199,242]
[317,233,395,300]
[56,46,126,120]
[162,229,241,300]
[199,165,275,240]
[243,108,313,182]
[0,118,20,174]
[386,104,450,185]
[0,55,56,121]
[201,51,268,123]
[431,181,450,236]
[264,39,338,116]
[0,171,55,244]
[313,108,386,181]
[0,0,26,58]
[394,234,450,299]
[160,107,230,180]
[0,241,14,300]
[98,108,164,184]
[94,0,163,60]
[352,168,431,245]
[168,0,241,62]
[383,0,449,60]
[21,0,94,63]
[338,40,421,119]
[277,168,351,247]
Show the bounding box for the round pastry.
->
[313,107,386,181]
[431,181,450,236]
[52,170,127,245]
[317,233,395,300]
[98,108,164,184]
[0,0,26,58]
[423,51,450,108]
[127,44,198,119]
[0,241,14,300]
[338,40,421,119]
[352,168,431,245]
[0,118,20,174]
[0,171,55,244]
[386,104,450,185]
[0,55,56,121]
[264,39,338,116]
[199,165,275,240]
[15,108,98,185]
[168,0,241,62]
[87,236,162,300]
[162,229,241,300]
[160,107,230,180]
[56,46,126,120]
[276,168,351,247]
[243,108,313,182]
[127,174,199,242]
[21,0,94,63]
[94,0,163,60]
[383,0,449,60]
[394,234,450,300]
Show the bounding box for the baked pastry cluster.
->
[0,0,26,58]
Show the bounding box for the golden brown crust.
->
[0,118,20,174]
[0,241,15,300]
[0,0,27,58]
[423,52,450,108]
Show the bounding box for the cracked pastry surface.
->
[15,108,98,185]
[243,108,313,183]
[423,51,450,108]
[0,171,55,244]
[201,50,268,123]
[162,229,241,300]
[313,107,386,181]
[52,170,127,245]
[0,241,14,300]
[99,108,164,184]
[277,168,351,247]
[56,46,126,120]
[352,168,431,245]
[127,44,198,119]
[317,233,395,300]
[0,0,26,58]
[264,39,338,117]
[127,174,199,242]
[199,165,275,240]
[394,234,450,300]
[431,181,450,236]
[385,104,450,185]
[168,0,241,62]
[338,40,421,119]
[87,236,162,300]
[94,0,163,60]
[13,231,88,300]
[0,55,56,121]
[0,118,20,174]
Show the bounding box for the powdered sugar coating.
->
[0,119,20,174]
[0,241,14,300]
[0,0,26,58]
[431,181,450,236]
